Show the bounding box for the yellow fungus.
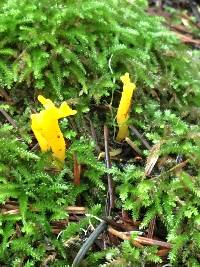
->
[31,95,77,162]
[116,73,136,142]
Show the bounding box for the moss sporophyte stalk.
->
[31,95,77,162]
[116,73,136,142]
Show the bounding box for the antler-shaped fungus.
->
[31,95,77,162]
[116,73,136,141]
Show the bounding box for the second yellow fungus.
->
[31,95,77,162]
[116,73,136,142]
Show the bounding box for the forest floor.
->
[0,1,200,266]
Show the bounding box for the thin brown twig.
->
[65,206,86,214]
[108,226,143,248]
[174,31,200,45]
[170,24,193,34]
[147,216,156,239]
[1,202,86,215]
[85,115,101,153]
[156,159,189,179]
[73,154,81,185]
[0,88,15,103]
[135,236,171,249]
[0,109,18,128]
[168,159,189,173]
[104,125,114,216]
[108,226,171,250]
[129,125,151,150]
[30,143,39,151]
[104,217,139,232]
[125,137,142,155]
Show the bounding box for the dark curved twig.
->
[72,221,108,267]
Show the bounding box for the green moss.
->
[0,0,200,266]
